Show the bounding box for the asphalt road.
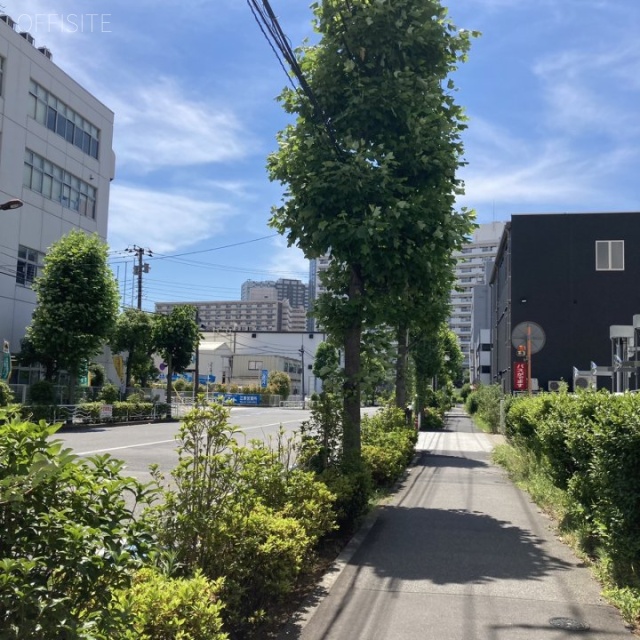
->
[56,406,313,487]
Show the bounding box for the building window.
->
[16,246,44,287]
[248,360,263,370]
[27,80,100,159]
[596,240,624,271]
[0,56,4,96]
[24,150,97,218]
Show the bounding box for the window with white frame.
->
[596,240,624,271]
[28,80,100,158]
[248,360,263,370]
[23,150,97,218]
[16,245,44,287]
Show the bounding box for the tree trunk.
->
[125,341,134,391]
[395,322,409,409]
[342,265,364,460]
[165,354,173,416]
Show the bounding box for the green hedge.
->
[19,401,169,424]
[506,390,640,579]
[361,406,417,487]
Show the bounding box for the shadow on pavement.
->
[353,505,573,587]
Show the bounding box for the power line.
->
[246,0,344,157]
[149,234,280,261]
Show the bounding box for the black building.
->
[490,212,640,392]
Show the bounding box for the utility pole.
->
[126,245,152,309]
[299,345,305,409]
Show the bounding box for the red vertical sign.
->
[513,361,527,391]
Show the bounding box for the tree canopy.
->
[268,0,477,457]
[26,230,119,385]
[153,305,199,407]
[110,308,156,389]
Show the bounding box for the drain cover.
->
[549,617,590,631]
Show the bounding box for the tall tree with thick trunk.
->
[268,0,476,458]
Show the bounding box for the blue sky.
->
[8,0,640,311]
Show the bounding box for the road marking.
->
[76,420,304,455]
[78,439,177,455]
[241,420,302,431]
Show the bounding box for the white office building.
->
[450,222,505,370]
[0,15,115,358]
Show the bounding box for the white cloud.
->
[107,184,234,253]
[106,79,252,173]
[266,236,309,280]
[533,44,640,138]
[459,115,638,211]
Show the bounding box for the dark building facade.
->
[491,212,640,392]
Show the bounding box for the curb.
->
[277,453,420,637]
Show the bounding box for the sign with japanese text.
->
[513,361,527,391]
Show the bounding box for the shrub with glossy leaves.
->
[0,410,157,639]
[152,401,336,634]
[361,406,416,487]
[121,568,227,640]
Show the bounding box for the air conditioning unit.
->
[19,31,35,45]
[574,374,596,391]
[548,380,563,392]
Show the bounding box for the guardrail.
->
[279,401,305,409]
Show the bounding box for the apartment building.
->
[241,278,309,310]
[0,15,115,356]
[155,299,294,332]
[450,222,505,370]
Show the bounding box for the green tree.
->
[26,230,119,397]
[17,335,57,381]
[268,370,291,400]
[153,305,199,410]
[268,0,476,459]
[312,341,341,393]
[110,308,156,389]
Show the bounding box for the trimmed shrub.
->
[466,384,506,433]
[121,568,227,640]
[361,406,417,487]
[505,390,640,581]
[100,382,120,403]
[319,462,373,534]
[152,401,336,634]
[0,412,157,639]
[27,379,56,405]
[421,406,445,430]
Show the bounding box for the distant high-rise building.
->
[241,278,308,311]
[450,222,505,371]
[308,254,332,331]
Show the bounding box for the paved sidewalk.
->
[279,407,633,639]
